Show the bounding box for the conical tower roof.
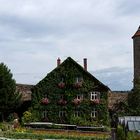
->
[132,26,140,38]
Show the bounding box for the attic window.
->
[75,77,83,83]
[90,91,100,100]
[44,94,48,98]
[60,77,64,82]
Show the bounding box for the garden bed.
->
[2,129,111,140]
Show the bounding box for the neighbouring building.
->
[31,57,110,125]
[132,26,140,86]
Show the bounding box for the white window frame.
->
[59,111,66,117]
[42,110,48,118]
[91,109,97,118]
[74,111,80,117]
[90,91,100,100]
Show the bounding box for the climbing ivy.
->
[31,57,109,126]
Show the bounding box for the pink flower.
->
[74,82,82,88]
[91,99,100,104]
[41,98,50,105]
[58,99,67,105]
[58,82,65,88]
[72,98,81,105]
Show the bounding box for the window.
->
[75,77,83,83]
[44,94,48,98]
[59,111,66,117]
[42,110,48,118]
[90,91,100,100]
[60,95,64,99]
[76,94,83,100]
[91,109,97,118]
[74,111,81,117]
[60,77,64,82]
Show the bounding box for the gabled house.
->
[31,57,110,126]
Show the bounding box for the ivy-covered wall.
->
[31,57,110,126]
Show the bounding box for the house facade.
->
[31,57,110,126]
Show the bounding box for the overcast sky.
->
[0,0,140,91]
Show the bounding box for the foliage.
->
[3,130,111,140]
[22,111,33,124]
[128,78,140,115]
[116,125,125,140]
[31,57,109,126]
[0,122,12,131]
[126,131,138,140]
[0,63,21,121]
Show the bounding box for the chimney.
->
[57,57,61,66]
[83,58,87,71]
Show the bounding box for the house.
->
[31,57,110,126]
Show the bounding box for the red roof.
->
[132,26,140,38]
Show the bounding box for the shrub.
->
[22,111,32,124]
[126,131,138,140]
[116,125,125,140]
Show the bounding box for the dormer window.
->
[90,91,100,100]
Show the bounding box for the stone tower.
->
[132,26,140,83]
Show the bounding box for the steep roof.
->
[39,57,110,91]
[132,26,140,38]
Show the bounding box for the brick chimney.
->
[83,58,87,71]
[57,58,61,66]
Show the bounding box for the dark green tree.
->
[0,63,21,121]
[128,78,140,115]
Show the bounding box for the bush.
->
[22,111,33,124]
[126,131,137,140]
[0,122,12,131]
[116,125,125,140]
[70,116,86,126]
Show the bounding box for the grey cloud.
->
[92,67,133,91]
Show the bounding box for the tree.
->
[0,63,21,121]
[128,78,140,115]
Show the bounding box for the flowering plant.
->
[91,99,100,104]
[58,82,65,88]
[41,98,50,105]
[74,82,82,88]
[72,98,82,105]
[58,99,67,105]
